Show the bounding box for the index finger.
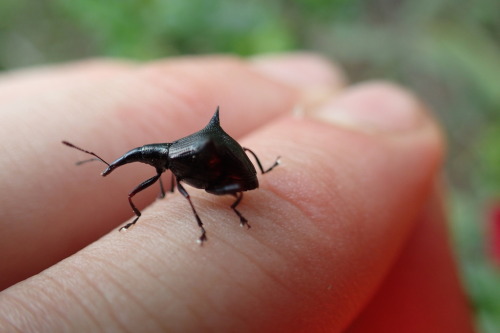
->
[0,54,342,289]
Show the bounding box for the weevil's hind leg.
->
[243,148,280,174]
[177,181,207,244]
[120,173,162,231]
[231,192,250,228]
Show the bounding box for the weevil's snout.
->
[101,165,115,176]
[100,144,171,177]
[100,148,144,177]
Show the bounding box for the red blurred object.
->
[490,205,500,266]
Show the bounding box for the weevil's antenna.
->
[62,141,111,167]
[75,158,101,166]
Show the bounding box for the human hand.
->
[0,54,473,332]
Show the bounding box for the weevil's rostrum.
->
[63,107,279,243]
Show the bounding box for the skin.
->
[0,53,473,332]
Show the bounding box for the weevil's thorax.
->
[138,143,172,171]
[168,110,258,194]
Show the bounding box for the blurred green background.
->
[1,0,499,330]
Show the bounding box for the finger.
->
[0,54,343,289]
[251,52,347,108]
[0,82,444,332]
[345,188,474,332]
[0,59,135,104]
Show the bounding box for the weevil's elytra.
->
[62,107,280,243]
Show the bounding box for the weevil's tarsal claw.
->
[197,231,208,245]
[119,222,133,232]
[240,219,251,229]
[119,225,130,232]
[231,192,250,228]
[119,215,140,232]
[266,156,281,173]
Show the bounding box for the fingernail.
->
[313,82,425,133]
[250,52,345,89]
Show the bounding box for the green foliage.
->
[478,126,500,192]
[51,0,296,58]
[450,189,500,333]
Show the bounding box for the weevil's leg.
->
[119,173,161,231]
[158,176,166,199]
[158,172,176,198]
[243,148,280,174]
[177,181,207,244]
[170,173,175,193]
[231,192,250,228]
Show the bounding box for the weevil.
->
[63,107,279,243]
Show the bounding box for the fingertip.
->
[250,52,347,109]
[250,52,346,89]
[312,81,428,134]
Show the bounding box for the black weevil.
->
[63,107,279,243]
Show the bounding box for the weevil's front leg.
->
[243,148,280,174]
[158,173,176,199]
[177,181,207,244]
[231,192,250,228]
[119,173,162,231]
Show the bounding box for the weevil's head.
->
[101,143,171,176]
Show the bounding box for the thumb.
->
[234,81,444,330]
